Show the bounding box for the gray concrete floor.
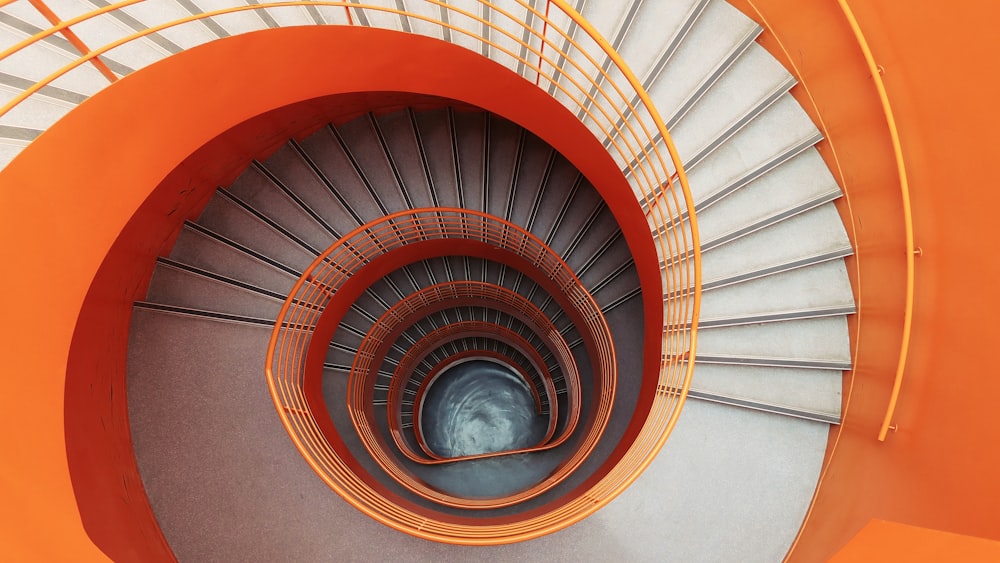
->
[128,310,826,562]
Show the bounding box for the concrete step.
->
[669,43,794,169]
[689,363,842,422]
[196,189,317,272]
[696,315,851,366]
[615,0,760,155]
[698,259,854,323]
[169,223,299,294]
[227,162,337,253]
[374,109,437,209]
[700,202,852,284]
[694,148,842,243]
[146,258,285,320]
[683,93,821,203]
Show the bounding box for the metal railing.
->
[833,0,914,442]
[0,0,702,543]
[350,281,579,467]
[272,209,614,511]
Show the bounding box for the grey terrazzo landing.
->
[127,309,824,562]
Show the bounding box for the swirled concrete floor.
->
[421,360,548,458]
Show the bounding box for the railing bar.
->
[84,0,182,52]
[833,0,914,441]
[26,0,119,82]
[574,0,643,121]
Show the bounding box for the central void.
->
[421,359,547,458]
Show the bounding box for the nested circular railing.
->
[382,322,560,461]
[350,280,580,467]
[271,209,614,512]
[1,0,702,543]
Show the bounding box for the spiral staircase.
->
[1,0,858,560]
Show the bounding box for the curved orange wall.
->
[727,0,1000,559]
[0,25,659,559]
[5,2,997,559]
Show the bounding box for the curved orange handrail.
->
[834,0,915,442]
[348,280,578,464]
[1,0,704,543]
[283,210,612,509]
[387,324,557,458]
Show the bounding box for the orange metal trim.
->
[348,280,574,459]
[26,0,119,83]
[833,0,915,442]
[0,0,702,546]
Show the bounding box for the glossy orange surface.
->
[0,24,657,557]
[831,519,1000,562]
[6,0,997,558]
[728,0,1000,559]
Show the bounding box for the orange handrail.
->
[349,280,577,465]
[834,0,915,442]
[278,210,612,510]
[25,0,118,82]
[0,0,703,543]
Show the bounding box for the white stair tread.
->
[52,0,174,69]
[401,0,447,40]
[0,26,108,96]
[669,42,792,165]
[483,0,536,75]
[684,94,819,201]
[628,0,758,142]
[352,0,406,32]
[0,137,28,170]
[584,400,826,562]
[240,1,313,29]
[701,202,851,283]
[698,259,854,322]
[690,363,842,417]
[0,1,143,77]
[696,316,851,363]
[1,1,54,30]
[543,0,633,113]
[604,0,702,93]
[0,86,74,131]
[443,0,487,54]
[192,0,273,37]
[694,148,841,240]
[117,0,219,49]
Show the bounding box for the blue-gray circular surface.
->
[421,360,547,458]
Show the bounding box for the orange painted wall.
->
[63,91,468,562]
[5,2,998,559]
[831,519,1000,563]
[725,1,1000,560]
[0,25,659,559]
